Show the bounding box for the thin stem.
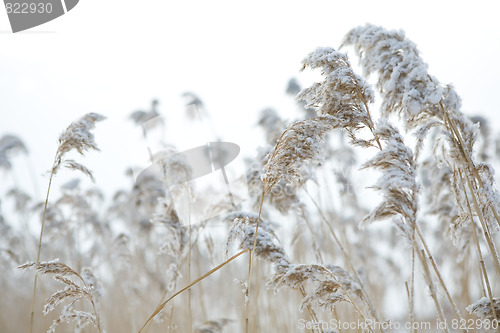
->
[298,285,323,333]
[459,170,499,326]
[246,188,322,333]
[415,226,467,329]
[441,103,500,228]
[187,190,193,333]
[462,170,500,277]
[245,187,265,333]
[410,246,416,333]
[305,189,383,331]
[86,294,103,333]
[299,205,324,263]
[417,249,449,332]
[70,269,104,333]
[149,220,209,332]
[195,244,208,321]
[138,249,249,333]
[187,227,192,333]
[30,152,57,333]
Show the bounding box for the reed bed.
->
[1,24,499,332]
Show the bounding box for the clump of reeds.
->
[344,23,499,322]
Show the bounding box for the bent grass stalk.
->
[139,249,249,333]
[149,217,210,332]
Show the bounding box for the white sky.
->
[1,0,499,200]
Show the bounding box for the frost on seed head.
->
[52,113,106,181]
[467,297,500,320]
[261,116,334,194]
[342,24,444,127]
[225,212,290,270]
[361,119,419,233]
[19,259,103,333]
[299,46,374,117]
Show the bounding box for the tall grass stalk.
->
[30,113,105,333]
[30,155,56,333]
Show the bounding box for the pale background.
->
[0,0,499,201]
